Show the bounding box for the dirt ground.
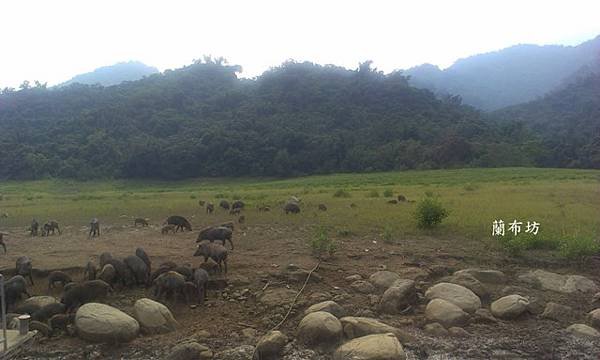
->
[1,219,600,359]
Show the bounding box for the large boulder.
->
[378,280,416,314]
[490,295,530,319]
[587,309,600,329]
[304,301,346,318]
[453,269,507,284]
[566,324,600,338]
[168,342,212,360]
[255,330,288,359]
[333,333,406,360]
[425,283,481,313]
[518,270,599,294]
[21,296,58,309]
[297,311,343,348]
[425,299,469,328]
[368,271,401,291]
[340,316,414,344]
[443,273,489,299]
[133,298,179,334]
[541,302,574,322]
[75,303,139,343]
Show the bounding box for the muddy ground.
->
[1,220,599,359]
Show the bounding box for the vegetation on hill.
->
[58,61,159,87]
[405,35,600,110]
[0,58,545,180]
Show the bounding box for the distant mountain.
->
[59,61,159,87]
[405,35,600,111]
[495,67,600,168]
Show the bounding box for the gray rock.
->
[491,295,530,319]
[541,302,574,322]
[518,270,599,294]
[351,280,376,294]
[425,299,469,328]
[442,273,489,299]
[297,311,343,348]
[345,274,362,282]
[453,268,507,284]
[340,316,415,344]
[133,298,178,334]
[259,288,298,307]
[368,271,401,291]
[424,322,448,336]
[378,279,416,314]
[215,345,255,360]
[75,303,139,343]
[255,330,288,359]
[448,327,470,337]
[21,296,58,309]
[332,333,406,360]
[304,301,346,318]
[425,282,481,313]
[168,342,212,360]
[566,324,600,338]
[587,308,600,329]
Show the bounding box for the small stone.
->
[241,328,257,338]
[369,271,401,291]
[541,302,574,322]
[168,342,211,360]
[491,295,530,319]
[448,327,470,337]
[255,330,288,359]
[304,301,346,318]
[346,274,363,282]
[587,308,600,329]
[424,322,448,336]
[351,280,376,294]
[566,324,600,338]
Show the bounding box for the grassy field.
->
[0,167,599,260]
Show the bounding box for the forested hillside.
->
[405,35,600,110]
[496,70,600,168]
[0,58,558,180]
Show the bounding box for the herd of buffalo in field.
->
[0,197,313,336]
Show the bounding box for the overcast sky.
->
[1,0,599,88]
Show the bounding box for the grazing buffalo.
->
[206,203,215,214]
[284,202,300,214]
[42,220,61,236]
[219,200,230,210]
[30,219,39,236]
[318,204,327,211]
[89,218,100,238]
[231,200,245,210]
[0,233,6,254]
[166,215,192,232]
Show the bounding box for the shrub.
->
[190,194,197,199]
[383,189,394,197]
[333,189,351,198]
[497,233,527,256]
[414,195,449,229]
[463,183,477,191]
[382,226,394,244]
[336,228,353,237]
[559,234,599,260]
[367,190,380,198]
[310,227,337,259]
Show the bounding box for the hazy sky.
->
[1,0,599,88]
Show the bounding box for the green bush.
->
[383,189,394,197]
[190,194,197,199]
[382,225,394,244]
[559,234,599,260]
[336,228,353,237]
[310,227,337,259]
[367,190,380,198]
[414,195,449,229]
[333,189,351,198]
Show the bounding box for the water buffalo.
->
[89,218,100,238]
[166,215,192,232]
[284,202,300,214]
[219,200,230,210]
[42,220,61,236]
[318,204,327,211]
[30,219,39,236]
[16,256,33,285]
[232,200,245,210]
[206,203,215,214]
[196,226,234,250]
